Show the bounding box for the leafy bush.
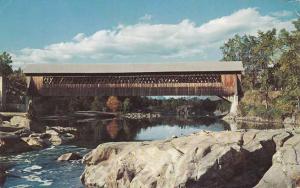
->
[238,90,292,120]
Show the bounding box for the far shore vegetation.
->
[221,19,300,121]
[0,19,299,122]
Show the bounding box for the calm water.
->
[0,117,233,188]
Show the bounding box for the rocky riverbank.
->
[81,128,300,188]
[123,112,161,120]
[223,114,300,127]
[0,115,77,155]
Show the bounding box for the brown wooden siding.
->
[27,73,240,96]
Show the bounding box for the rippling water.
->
[1,146,89,188]
[1,117,231,188]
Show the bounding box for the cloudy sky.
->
[0,0,299,68]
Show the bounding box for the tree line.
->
[221,19,300,119]
[31,96,228,116]
[0,52,27,105]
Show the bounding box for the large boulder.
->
[57,152,82,161]
[9,116,30,128]
[46,129,75,145]
[9,116,45,132]
[22,133,51,150]
[255,134,300,188]
[0,133,32,155]
[81,129,298,188]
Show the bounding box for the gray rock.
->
[57,152,82,161]
[46,129,75,146]
[0,133,32,155]
[2,121,10,126]
[9,116,30,128]
[81,129,299,188]
[22,136,50,150]
[9,116,45,133]
[255,135,300,188]
[14,128,32,137]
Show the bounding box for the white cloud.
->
[12,8,295,68]
[73,33,86,42]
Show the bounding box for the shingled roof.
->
[24,61,243,75]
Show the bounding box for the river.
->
[0,116,282,188]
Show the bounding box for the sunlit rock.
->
[22,134,51,150]
[9,116,45,133]
[10,116,30,128]
[81,129,300,188]
[46,129,75,146]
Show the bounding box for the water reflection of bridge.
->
[42,117,230,148]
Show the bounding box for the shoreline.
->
[223,115,300,127]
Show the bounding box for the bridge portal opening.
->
[29,95,231,118]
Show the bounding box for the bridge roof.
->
[24,61,243,75]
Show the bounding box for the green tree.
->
[0,52,13,76]
[122,98,131,113]
[221,35,260,89]
[6,69,27,103]
[277,19,300,110]
[254,29,278,110]
[221,18,300,118]
[221,29,279,111]
[91,96,105,111]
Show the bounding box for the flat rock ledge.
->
[81,128,300,188]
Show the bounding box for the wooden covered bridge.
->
[22,61,243,114]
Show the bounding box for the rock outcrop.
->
[22,133,51,149]
[46,129,75,145]
[255,132,300,188]
[9,116,31,128]
[0,113,81,155]
[0,133,32,154]
[81,129,300,188]
[0,124,76,155]
[9,115,45,133]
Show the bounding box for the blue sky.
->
[0,0,299,67]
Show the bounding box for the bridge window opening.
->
[41,74,222,86]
